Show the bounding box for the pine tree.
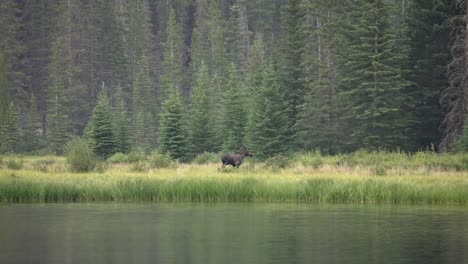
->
[191,61,217,154]
[439,0,468,150]
[0,0,27,111]
[342,0,414,150]
[406,0,458,150]
[221,63,247,152]
[113,86,131,154]
[19,94,42,153]
[89,89,117,159]
[296,0,348,154]
[132,55,156,151]
[0,102,18,153]
[455,114,468,152]
[245,60,290,159]
[158,89,192,162]
[280,0,307,147]
[0,49,8,114]
[47,0,78,154]
[225,4,243,68]
[160,6,183,99]
[95,0,129,93]
[0,49,8,151]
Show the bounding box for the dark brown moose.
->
[221,147,253,168]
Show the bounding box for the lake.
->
[0,203,467,264]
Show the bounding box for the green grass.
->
[0,152,467,204]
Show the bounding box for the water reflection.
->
[0,203,467,264]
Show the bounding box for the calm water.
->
[0,203,467,264]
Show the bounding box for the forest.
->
[0,0,467,161]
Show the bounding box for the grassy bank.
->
[0,152,467,204]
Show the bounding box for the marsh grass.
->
[0,151,467,204]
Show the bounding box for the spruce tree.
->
[342,0,414,150]
[221,63,247,152]
[113,86,131,154]
[158,89,192,162]
[296,0,348,154]
[19,95,42,153]
[132,55,156,151]
[0,49,8,152]
[0,102,18,153]
[89,89,117,159]
[457,114,468,152]
[191,62,217,154]
[0,49,8,114]
[160,6,183,99]
[406,0,458,150]
[245,60,290,159]
[225,4,243,68]
[159,92,192,160]
[280,0,307,146]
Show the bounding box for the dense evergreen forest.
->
[0,0,467,160]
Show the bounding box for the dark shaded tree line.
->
[0,0,467,159]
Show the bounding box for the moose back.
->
[221,147,253,168]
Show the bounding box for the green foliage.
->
[280,0,307,143]
[65,137,96,173]
[454,114,468,153]
[0,102,18,153]
[406,0,457,150]
[191,62,217,153]
[193,152,220,164]
[18,95,43,153]
[342,0,414,151]
[88,90,117,158]
[112,85,131,154]
[5,159,23,170]
[147,151,176,169]
[221,64,247,151]
[32,159,58,172]
[0,49,8,114]
[245,61,290,159]
[132,55,156,152]
[158,89,193,162]
[296,0,347,154]
[160,6,183,98]
[108,151,145,164]
[263,155,291,170]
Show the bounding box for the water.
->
[0,203,467,264]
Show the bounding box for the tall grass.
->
[0,159,467,204]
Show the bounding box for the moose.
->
[221,146,253,168]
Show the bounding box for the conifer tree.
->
[296,0,347,154]
[0,102,18,153]
[132,55,156,151]
[47,0,77,154]
[95,0,129,93]
[89,89,117,158]
[245,60,290,159]
[160,6,183,99]
[113,86,131,154]
[457,114,468,152]
[191,62,217,154]
[225,4,242,68]
[0,1,27,110]
[0,49,8,151]
[342,0,414,150]
[158,89,192,162]
[407,0,458,150]
[221,63,247,152]
[0,49,8,114]
[19,95,42,153]
[440,0,468,150]
[280,0,307,147]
